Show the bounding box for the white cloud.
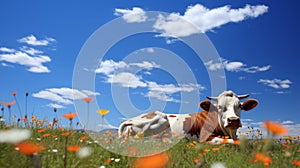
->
[258,78,292,89]
[95,60,128,75]
[0,51,51,73]
[146,48,155,53]
[47,103,65,109]
[95,59,160,75]
[98,123,118,130]
[107,72,147,88]
[17,34,56,46]
[146,82,205,103]
[0,47,16,53]
[97,59,205,103]
[32,87,100,105]
[204,58,270,73]
[153,4,268,37]
[130,61,160,70]
[114,7,147,23]
[20,46,43,55]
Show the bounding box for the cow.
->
[118,90,258,143]
[118,111,170,138]
[167,90,258,143]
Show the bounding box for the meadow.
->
[1,95,300,168]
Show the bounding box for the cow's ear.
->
[200,100,216,112]
[241,99,258,111]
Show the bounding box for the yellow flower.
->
[97,109,109,115]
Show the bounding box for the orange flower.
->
[61,132,72,136]
[253,153,272,166]
[83,97,93,103]
[203,149,210,153]
[58,127,64,131]
[133,152,169,168]
[79,136,86,141]
[37,128,46,133]
[194,157,199,163]
[264,120,288,135]
[42,133,51,137]
[1,100,16,107]
[11,92,17,96]
[105,158,112,163]
[16,141,44,155]
[62,112,78,120]
[212,147,220,151]
[52,135,58,139]
[293,160,300,166]
[67,145,80,152]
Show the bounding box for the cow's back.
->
[167,111,225,141]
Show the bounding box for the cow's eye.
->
[223,107,227,112]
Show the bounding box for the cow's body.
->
[118,111,170,138]
[118,91,259,143]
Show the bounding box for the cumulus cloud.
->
[32,87,100,105]
[47,103,65,109]
[258,78,292,89]
[0,51,51,73]
[96,59,204,103]
[107,72,147,88]
[17,34,56,46]
[0,35,55,73]
[146,82,205,102]
[0,47,16,53]
[153,4,268,37]
[114,7,147,23]
[95,59,160,75]
[204,58,270,73]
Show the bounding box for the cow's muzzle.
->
[226,117,241,129]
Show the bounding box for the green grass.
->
[0,125,300,168]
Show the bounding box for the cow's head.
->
[200,91,258,137]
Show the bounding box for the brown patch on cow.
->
[141,111,156,119]
[168,115,177,118]
[183,111,227,141]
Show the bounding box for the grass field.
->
[1,121,300,168]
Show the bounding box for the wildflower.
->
[11,92,17,96]
[264,120,288,135]
[1,100,16,107]
[99,166,105,168]
[105,158,112,163]
[37,128,46,133]
[133,152,169,168]
[114,158,120,162]
[203,149,210,153]
[62,112,78,120]
[83,97,93,103]
[76,147,93,158]
[194,157,199,163]
[52,149,58,153]
[293,160,300,166]
[212,147,221,151]
[67,145,80,152]
[0,129,31,144]
[210,162,226,168]
[42,133,51,137]
[80,135,86,141]
[96,109,110,116]
[253,153,272,167]
[16,141,44,155]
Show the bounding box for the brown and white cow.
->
[118,91,258,143]
[167,90,258,143]
[118,111,170,138]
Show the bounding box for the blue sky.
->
[0,1,299,136]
